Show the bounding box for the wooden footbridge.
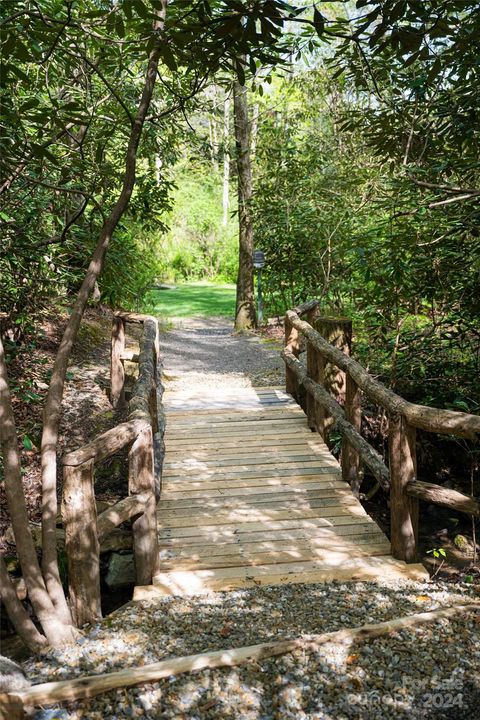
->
[61,303,480,623]
[139,385,426,598]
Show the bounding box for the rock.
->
[454,534,475,553]
[34,710,69,719]
[106,553,136,590]
[5,523,65,550]
[0,655,31,692]
[101,529,133,554]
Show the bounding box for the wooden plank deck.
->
[135,387,428,599]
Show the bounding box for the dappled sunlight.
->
[153,369,429,594]
[23,581,480,718]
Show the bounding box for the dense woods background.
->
[2,1,479,408]
[1,0,479,649]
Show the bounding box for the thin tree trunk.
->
[250,102,259,159]
[233,79,256,330]
[37,1,169,635]
[222,90,231,227]
[0,337,73,645]
[0,557,48,653]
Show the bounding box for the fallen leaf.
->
[219,623,232,637]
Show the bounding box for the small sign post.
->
[253,250,266,324]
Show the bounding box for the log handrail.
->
[63,419,149,466]
[406,481,480,517]
[286,309,480,439]
[282,302,480,564]
[61,312,164,626]
[292,299,320,317]
[96,493,150,540]
[282,349,390,490]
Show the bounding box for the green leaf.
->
[2,33,16,58]
[123,1,133,20]
[452,399,469,412]
[20,97,39,111]
[313,8,325,37]
[159,43,177,71]
[23,436,33,450]
[8,64,29,84]
[15,40,31,62]
[132,0,150,18]
[115,14,126,38]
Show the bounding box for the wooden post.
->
[111,316,125,408]
[343,375,362,495]
[150,384,165,503]
[150,335,165,502]
[389,414,419,563]
[313,316,352,445]
[128,426,160,585]
[0,694,25,719]
[306,341,321,431]
[305,305,321,425]
[284,315,300,402]
[62,460,102,626]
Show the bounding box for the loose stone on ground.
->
[23,580,480,719]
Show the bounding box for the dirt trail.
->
[159,316,285,391]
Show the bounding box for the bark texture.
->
[0,337,74,646]
[233,80,256,331]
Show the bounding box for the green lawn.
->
[146,281,236,318]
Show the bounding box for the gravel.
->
[24,580,480,719]
[159,317,284,390]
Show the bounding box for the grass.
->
[145,281,236,318]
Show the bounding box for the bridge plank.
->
[142,556,428,598]
[159,543,392,571]
[148,386,429,595]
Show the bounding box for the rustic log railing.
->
[61,312,165,626]
[283,301,480,564]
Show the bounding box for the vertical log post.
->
[306,341,321,431]
[111,316,126,408]
[150,334,165,502]
[389,414,419,562]
[314,316,352,442]
[284,315,300,402]
[343,375,362,495]
[313,316,352,445]
[305,305,321,427]
[129,426,160,585]
[150,383,165,503]
[62,459,102,626]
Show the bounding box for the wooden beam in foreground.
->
[1,604,478,717]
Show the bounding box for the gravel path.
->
[25,580,480,719]
[22,317,480,719]
[159,317,284,390]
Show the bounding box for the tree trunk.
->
[222,90,231,227]
[0,2,169,650]
[0,556,48,653]
[251,102,259,158]
[233,80,256,330]
[0,337,74,645]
